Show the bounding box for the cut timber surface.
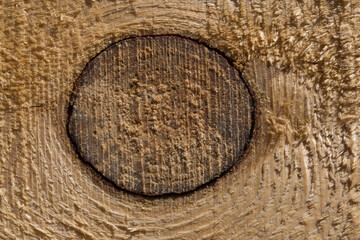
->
[1,0,359,239]
[68,36,254,195]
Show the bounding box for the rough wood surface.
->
[68,35,254,195]
[1,0,359,239]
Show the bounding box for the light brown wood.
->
[68,35,254,195]
[1,0,359,239]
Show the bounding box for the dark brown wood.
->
[67,35,254,195]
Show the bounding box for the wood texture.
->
[68,35,254,195]
[1,0,359,239]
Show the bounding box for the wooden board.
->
[67,35,254,195]
[1,0,359,239]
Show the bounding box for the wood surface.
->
[68,35,254,195]
[1,0,359,239]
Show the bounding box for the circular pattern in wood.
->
[67,35,254,196]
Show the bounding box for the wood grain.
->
[1,0,359,239]
[67,36,254,195]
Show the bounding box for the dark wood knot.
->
[67,35,254,196]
